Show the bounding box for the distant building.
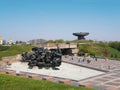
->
[8,39,14,45]
[0,36,3,45]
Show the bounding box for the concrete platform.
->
[6,62,104,81]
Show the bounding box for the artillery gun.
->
[21,46,62,69]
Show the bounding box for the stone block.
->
[6,70,16,76]
[79,82,93,88]
[42,77,54,82]
[16,72,27,77]
[28,74,40,79]
[0,69,6,74]
[59,79,71,85]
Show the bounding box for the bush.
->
[102,50,110,56]
[114,54,118,58]
[109,42,120,51]
[111,54,114,58]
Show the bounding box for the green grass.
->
[78,43,120,59]
[96,43,120,59]
[0,74,94,90]
[0,45,33,60]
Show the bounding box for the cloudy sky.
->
[0,0,120,41]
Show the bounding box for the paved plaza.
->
[63,56,120,89]
[4,55,120,90]
[6,62,104,81]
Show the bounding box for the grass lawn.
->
[0,45,33,60]
[78,43,120,59]
[0,74,94,90]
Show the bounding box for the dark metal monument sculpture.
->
[21,46,62,69]
[73,32,89,40]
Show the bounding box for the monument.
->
[73,32,89,40]
[21,46,62,69]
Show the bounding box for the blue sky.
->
[0,0,120,41]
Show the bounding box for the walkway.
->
[62,56,120,89]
